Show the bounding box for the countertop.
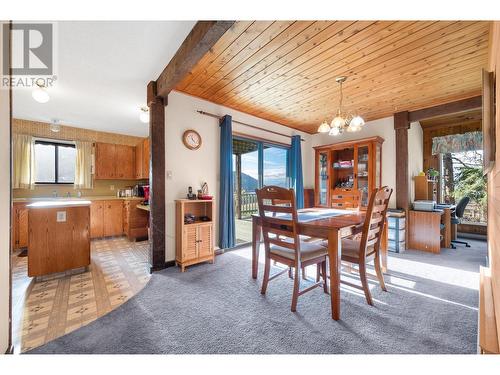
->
[14,196,143,203]
[136,204,150,212]
[27,200,92,209]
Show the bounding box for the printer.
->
[413,200,436,211]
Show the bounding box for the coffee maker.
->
[142,185,150,205]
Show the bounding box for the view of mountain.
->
[234,172,258,193]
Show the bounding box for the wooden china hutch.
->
[314,136,384,209]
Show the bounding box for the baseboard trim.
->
[149,260,176,273]
[5,345,14,354]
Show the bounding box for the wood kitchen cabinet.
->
[95,143,116,179]
[95,142,135,180]
[90,200,123,238]
[134,138,150,180]
[28,204,90,277]
[12,202,29,250]
[90,201,104,238]
[123,199,148,241]
[115,144,135,179]
[175,199,214,272]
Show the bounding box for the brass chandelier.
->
[317,76,365,136]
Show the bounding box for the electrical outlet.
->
[110,185,115,190]
[166,170,173,179]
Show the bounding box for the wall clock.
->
[182,129,202,150]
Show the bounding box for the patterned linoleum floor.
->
[12,237,151,353]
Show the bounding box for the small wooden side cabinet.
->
[12,202,29,250]
[408,210,444,253]
[175,199,215,272]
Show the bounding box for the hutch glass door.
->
[356,145,370,206]
[318,151,329,206]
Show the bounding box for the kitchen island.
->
[27,200,91,277]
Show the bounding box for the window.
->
[35,140,76,184]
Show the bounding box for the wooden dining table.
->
[251,208,388,320]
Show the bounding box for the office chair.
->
[451,196,471,248]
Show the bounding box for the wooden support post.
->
[394,111,410,212]
[147,81,166,272]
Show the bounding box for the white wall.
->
[408,122,424,202]
[164,91,313,260]
[311,116,397,208]
[0,21,11,354]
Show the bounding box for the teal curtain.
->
[218,115,235,249]
[289,135,304,209]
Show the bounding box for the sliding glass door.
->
[232,137,290,244]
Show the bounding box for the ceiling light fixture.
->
[50,119,61,133]
[32,79,50,104]
[317,76,365,136]
[139,107,150,123]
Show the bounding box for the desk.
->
[252,208,386,320]
[408,208,452,253]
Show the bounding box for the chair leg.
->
[316,263,321,282]
[288,267,293,279]
[302,266,307,280]
[291,265,301,312]
[321,261,328,294]
[374,254,387,292]
[261,254,271,295]
[359,262,373,306]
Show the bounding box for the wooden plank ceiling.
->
[175,21,491,134]
[420,108,482,129]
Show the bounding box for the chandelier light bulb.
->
[139,107,150,123]
[329,126,340,136]
[331,115,345,129]
[32,83,50,103]
[317,121,331,133]
[351,115,365,128]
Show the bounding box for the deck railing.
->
[234,192,258,219]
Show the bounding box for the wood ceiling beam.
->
[408,95,482,122]
[155,21,235,99]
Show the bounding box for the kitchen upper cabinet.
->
[95,143,116,179]
[115,144,135,179]
[143,138,150,179]
[134,138,150,180]
[95,142,135,180]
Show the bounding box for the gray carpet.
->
[29,240,486,354]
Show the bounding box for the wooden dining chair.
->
[319,186,392,306]
[256,186,328,312]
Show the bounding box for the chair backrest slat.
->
[256,186,301,262]
[359,186,393,258]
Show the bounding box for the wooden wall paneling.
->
[487,21,500,351]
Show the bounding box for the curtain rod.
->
[196,110,305,142]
